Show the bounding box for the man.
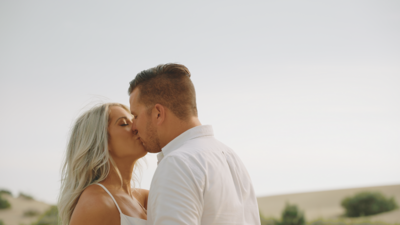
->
[128,63,260,225]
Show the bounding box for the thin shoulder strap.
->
[94,183,122,214]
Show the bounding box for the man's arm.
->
[147,155,204,225]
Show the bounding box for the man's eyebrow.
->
[114,116,129,125]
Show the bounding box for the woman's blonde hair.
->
[58,103,134,225]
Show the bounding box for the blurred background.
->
[0,1,399,225]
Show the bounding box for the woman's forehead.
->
[110,106,132,120]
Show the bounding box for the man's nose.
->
[131,120,138,133]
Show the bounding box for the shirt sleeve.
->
[147,155,204,225]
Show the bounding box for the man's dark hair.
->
[128,63,198,120]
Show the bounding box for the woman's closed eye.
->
[115,116,133,127]
[119,118,133,127]
[118,118,128,126]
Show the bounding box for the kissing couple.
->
[58,63,261,225]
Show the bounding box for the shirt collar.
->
[157,125,214,164]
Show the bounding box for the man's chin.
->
[145,148,162,153]
[142,139,162,153]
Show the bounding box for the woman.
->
[58,103,148,225]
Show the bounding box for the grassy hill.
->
[0,193,51,225]
[257,184,400,224]
[1,184,399,225]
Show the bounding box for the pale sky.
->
[1,0,399,204]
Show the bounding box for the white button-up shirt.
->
[147,125,261,225]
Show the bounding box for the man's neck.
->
[159,116,201,149]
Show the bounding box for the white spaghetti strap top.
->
[94,183,147,225]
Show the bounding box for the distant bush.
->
[260,211,279,225]
[18,192,34,200]
[0,189,12,196]
[32,205,58,225]
[263,217,279,225]
[0,195,11,209]
[308,218,398,225]
[0,219,4,225]
[23,209,40,217]
[341,191,398,217]
[279,203,306,225]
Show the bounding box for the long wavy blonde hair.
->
[58,103,135,225]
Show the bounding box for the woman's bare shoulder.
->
[70,185,119,225]
[133,188,149,209]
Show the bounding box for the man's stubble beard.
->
[144,119,162,153]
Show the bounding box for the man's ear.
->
[154,104,165,125]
